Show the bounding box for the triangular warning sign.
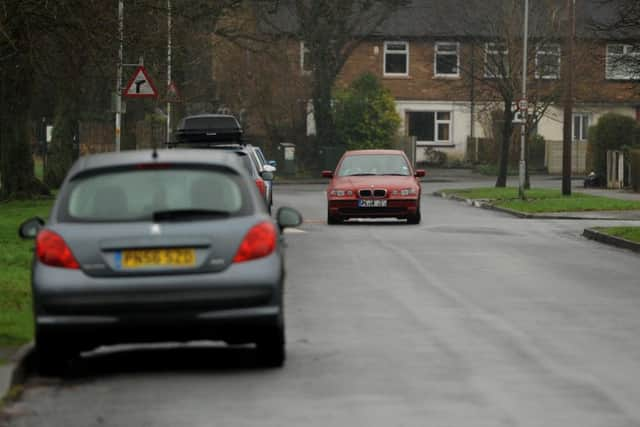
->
[124,66,158,98]
[167,81,181,102]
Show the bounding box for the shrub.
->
[333,73,401,150]
[528,134,546,171]
[588,113,640,176]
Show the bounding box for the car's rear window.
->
[61,167,251,222]
[337,154,411,176]
[181,116,239,130]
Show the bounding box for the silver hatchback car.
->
[19,149,302,375]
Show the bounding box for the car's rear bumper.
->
[328,199,419,219]
[36,305,282,349]
[32,255,283,349]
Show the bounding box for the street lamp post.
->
[518,0,529,199]
[166,0,172,145]
[115,0,124,152]
[562,0,576,196]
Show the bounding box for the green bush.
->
[588,113,640,176]
[333,73,401,150]
[529,134,546,171]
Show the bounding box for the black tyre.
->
[256,325,285,368]
[407,206,421,225]
[35,332,73,377]
[327,212,342,225]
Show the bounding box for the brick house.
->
[219,1,640,171]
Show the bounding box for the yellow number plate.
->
[120,248,196,269]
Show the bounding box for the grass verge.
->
[440,187,640,213]
[0,199,53,346]
[594,227,640,244]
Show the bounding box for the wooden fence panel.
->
[79,122,114,155]
[544,140,588,174]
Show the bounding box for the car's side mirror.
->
[415,169,426,178]
[277,207,303,230]
[263,164,277,173]
[18,217,45,239]
[321,170,334,178]
[262,171,274,181]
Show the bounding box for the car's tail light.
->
[35,230,80,269]
[233,222,277,263]
[255,178,267,197]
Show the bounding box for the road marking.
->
[303,219,325,224]
[284,228,307,234]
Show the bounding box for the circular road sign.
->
[518,99,528,112]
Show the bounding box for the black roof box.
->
[174,114,243,144]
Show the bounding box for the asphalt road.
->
[3,180,640,427]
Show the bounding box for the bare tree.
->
[455,0,565,187]
[0,1,246,197]
[591,0,640,80]
[256,0,409,148]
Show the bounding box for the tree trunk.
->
[0,52,48,199]
[312,76,336,147]
[495,100,514,188]
[44,97,79,188]
[524,131,531,189]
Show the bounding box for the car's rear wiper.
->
[152,209,230,222]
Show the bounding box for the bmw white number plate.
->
[358,199,387,208]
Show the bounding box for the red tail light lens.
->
[36,230,80,269]
[233,222,277,263]
[255,178,267,197]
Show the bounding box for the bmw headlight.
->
[330,189,354,197]
[392,188,418,196]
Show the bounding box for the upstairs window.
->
[384,41,409,76]
[485,42,509,78]
[535,44,561,79]
[434,42,459,77]
[606,44,640,80]
[300,41,311,74]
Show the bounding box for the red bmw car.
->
[322,149,425,224]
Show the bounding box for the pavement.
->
[2,168,638,404]
[0,344,33,404]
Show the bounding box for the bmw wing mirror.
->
[18,217,45,239]
[415,169,426,178]
[321,170,334,178]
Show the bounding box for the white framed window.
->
[434,42,459,77]
[572,113,590,141]
[485,42,508,78]
[300,41,311,74]
[535,44,561,79]
[384,41,409,76]
[407,111,452,144]
[606,43,640,80]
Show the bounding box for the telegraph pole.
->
[166,0,172,145]
[562,0,576,195]
[518,0,529,199]
[115,0,124,152]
